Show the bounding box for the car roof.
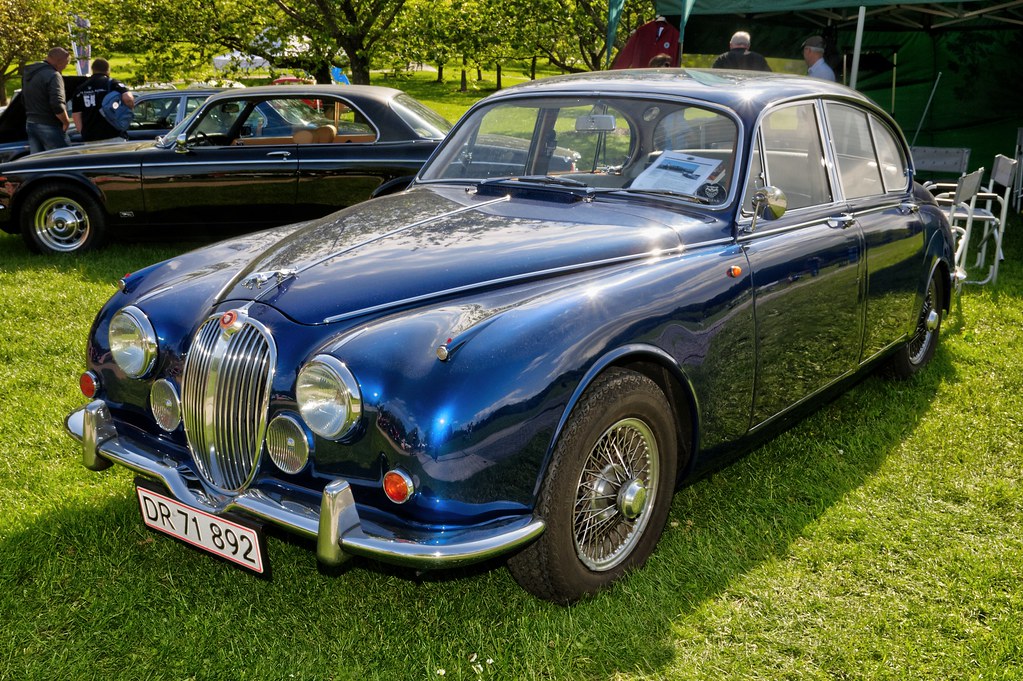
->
[134,88,225,98]
[491,68,875,112]
[203,84,405,103]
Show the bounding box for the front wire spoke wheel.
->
[507,368,681,603]
[574,418,658,571]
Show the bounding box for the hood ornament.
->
[241,269,297,290]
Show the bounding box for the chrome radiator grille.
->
[181,312,276,492]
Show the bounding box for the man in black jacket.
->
[22,47,71,153]
[712,31,772,72]
[71,58,135,142]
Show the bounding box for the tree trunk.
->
[531,56,537,80]
[436,63,444,82]
[460,55,468,92]
[348,51,372,85]
[477,66,482,80]
[496,62,502,90]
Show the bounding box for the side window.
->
[131,96,177,130]
[758,103,832,209]
[869,116,909,193]
[183,96,208,124]
[826,103,884,198]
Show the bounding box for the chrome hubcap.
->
[35,197,89,251]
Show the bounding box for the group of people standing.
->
[711,30,836,81]
[20,47,134,154]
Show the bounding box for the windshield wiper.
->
[618,187,712,204]
[481,175,589,188]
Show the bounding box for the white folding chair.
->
[964,155,1018,285]
[931,167,984,290]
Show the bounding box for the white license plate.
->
[136,484,266,574]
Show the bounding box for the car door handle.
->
[899,202,920,215]
[827,214,856,229]
[266,151,292,159]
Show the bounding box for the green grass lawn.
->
[1,81,1021,676]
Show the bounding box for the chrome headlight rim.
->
[296,354,362,441]
[109,305,158,378]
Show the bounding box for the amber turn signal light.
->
[382,469,415,504]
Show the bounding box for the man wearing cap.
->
[802,36,836,81]
[712,31,771,72]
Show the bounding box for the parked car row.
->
[63,69,955,602]
[0,84,452,253]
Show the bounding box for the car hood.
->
[136,185,696,326]
[4,139,154,166]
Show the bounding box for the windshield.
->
[392,93,452,139]
[419,95,739,204]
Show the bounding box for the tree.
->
[246,0,409,84]
[0,0,68,105]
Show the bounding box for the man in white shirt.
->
[802,36,836,81]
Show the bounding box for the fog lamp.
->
[266,414,310,474]
[149,379,181,431]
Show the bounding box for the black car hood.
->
[174,185,694,325]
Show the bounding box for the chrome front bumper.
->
[66,400,545,569]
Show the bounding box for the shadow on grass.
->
[0,349,953,679]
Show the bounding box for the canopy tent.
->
[607,1,1023,171]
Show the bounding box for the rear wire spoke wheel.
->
[20,182,106,254]
[889,271,944,379]
[508,368,678,603]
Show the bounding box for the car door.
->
[740,101,866,428]
[293,96,432,221]
[140,95,299,226]
[824,101,926,359]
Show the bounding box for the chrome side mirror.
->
[748,186,787,233]
[174,133,189,154]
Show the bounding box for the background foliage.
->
[1,0,653,92]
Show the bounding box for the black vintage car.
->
[0,85,451,253]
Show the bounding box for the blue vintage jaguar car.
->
[66,69,955,603]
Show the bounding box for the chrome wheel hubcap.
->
[34,197,89,252]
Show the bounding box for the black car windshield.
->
[418,95,738,204]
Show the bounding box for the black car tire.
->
[20,182,106,254]
[889,271,944,379]
[507,367,678,603]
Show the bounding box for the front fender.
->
[316,244,755,519]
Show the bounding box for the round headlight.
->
[150,379,181,432]
[266,414,311,474]
[109,306,158,378]
[296,355,362,440]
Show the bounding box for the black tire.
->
[507,368,678,603]
[20,182,106,254]
[889,271,944,379]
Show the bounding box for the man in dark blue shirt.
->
[71,58,135,142]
